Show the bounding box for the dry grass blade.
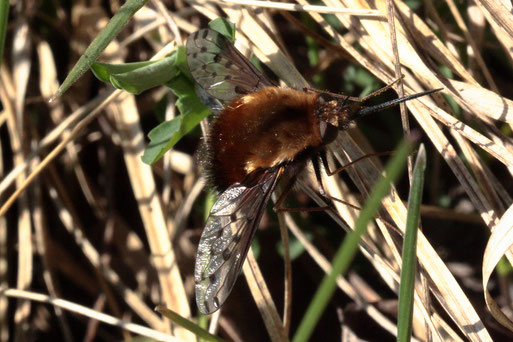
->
[419,98,513,169]
[12,18,30,126]
[445,80,513,123]
[333,133,491,341]
[1,54,33,342]
[407,100,498,226]
[473,1,513,65]
[185,0,507,338]
[393,1,476,85]
[445,0,498,92]
[30,40,74,336]
[152,0,183,45]
[38,41,99,213]
[483,204,513,331]
[296,173,436,339]
[218,0,382,15]
[0,216,6,342]
[283,208,430,341]
[385,0,412,180]
[32,180,73,342]
[0,93,6,342]
[475,0,513,44]
[3,0,513,340]
[0,91,110,196]
[0,89,121,217]
[43,169,166,331]
[0,289,180,342]
[336,130,489,341]
[276,210,292,334]
[107,92,192,339]
[243,249,288,342]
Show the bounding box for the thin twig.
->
[386,0,411,182]
[152,0,183,45]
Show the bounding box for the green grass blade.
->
[197,313,210,342]
[397,144,426,342]
[0,0,9,67]
[292,138,414,342]
[52,0,147,100]
[155,305,226,342]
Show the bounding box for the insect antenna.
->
[354,88,442,119]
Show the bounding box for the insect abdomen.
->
[206,87,320,191]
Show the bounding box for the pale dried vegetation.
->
[1,0,513,341]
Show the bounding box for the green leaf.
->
[141,73,210,164]
[292,138,414,342]
[209,18,236,42]
[91,54,179,94]
[174,44,191,78]
[153,93,169,123]
[91,59,158,82]
[112,56,178,94]
[134,19,239,164]
[165,69,196,97]
[156,305,227,342]
[53,0,148,100]
[397,144,426,342]
[141,118,182,165]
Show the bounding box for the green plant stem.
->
[156,305,226,342]
[0,0,9,67]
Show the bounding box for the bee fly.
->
[186,28,441,314]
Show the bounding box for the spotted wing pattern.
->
[186,28,274,104]
[195,168,282,314]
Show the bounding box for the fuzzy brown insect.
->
[186,28,440,314]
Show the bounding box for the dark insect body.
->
[186,28,440,314]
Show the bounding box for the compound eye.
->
[319,120,338,145]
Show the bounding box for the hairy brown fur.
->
[205,87,321,191]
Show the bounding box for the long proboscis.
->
[354,88,443,118]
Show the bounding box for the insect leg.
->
[273,162,357,214]
[313,155,360,211]
[273,174,332,213]
[351,76,405,102]
[304,76,405,102]
[320,150,393,176]
[319,151,403,235]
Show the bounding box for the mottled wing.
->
[186,28,274,103]
[194,84,223,115]
[195,168,282,314]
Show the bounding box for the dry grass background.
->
[1,0,513,341]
